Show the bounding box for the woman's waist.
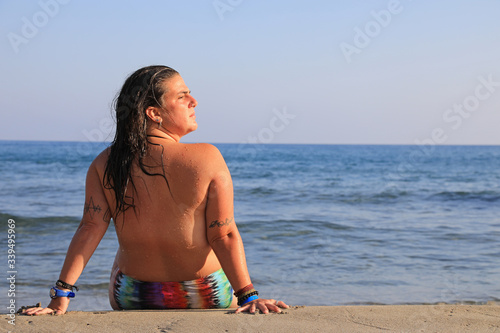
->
[115,248,221,282]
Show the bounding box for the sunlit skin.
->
[25,74,288,315]
[146,74,199,142]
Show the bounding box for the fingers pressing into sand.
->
[20,299,69,316]
[235,298,290,314]
[24,307,57,316]
[17,303,58,316]
[275,300,289,308]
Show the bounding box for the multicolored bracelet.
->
[239,295,259,306]
[237,290,259,306]
[237,289,257,302]
[234,283,254,298]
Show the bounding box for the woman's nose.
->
[190,96,198,108]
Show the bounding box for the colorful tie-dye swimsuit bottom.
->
[113,268,233,309]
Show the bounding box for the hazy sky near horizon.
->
[1,0,499,145]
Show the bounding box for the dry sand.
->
[2,304,500,332]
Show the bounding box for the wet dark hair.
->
[104,65,179,217]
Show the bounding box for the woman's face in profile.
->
[159,75,199,137]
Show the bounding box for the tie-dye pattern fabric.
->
[113,268,233,309]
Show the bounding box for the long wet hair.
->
[104,65,179,216]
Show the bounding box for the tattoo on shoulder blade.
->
[209,217,234,228]
[83,196,102,220]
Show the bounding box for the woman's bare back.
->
[97,140,225,282]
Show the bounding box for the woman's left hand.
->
[235,298,289,314]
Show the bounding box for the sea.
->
[1,141,499,311]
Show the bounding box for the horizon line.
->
[1,139,499,147]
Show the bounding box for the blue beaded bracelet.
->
[240,295,259,306]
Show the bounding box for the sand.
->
[2,304,500,333]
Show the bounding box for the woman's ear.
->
[145,106,161,123]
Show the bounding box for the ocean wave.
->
[17,280,111,291]
[429,190,500,202]
[336,190,411,204]
[249,186,278,196]
[0,212,80,226]
[235,186,279,197]
[239,219,353,233]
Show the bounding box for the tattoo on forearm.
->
[209,217,234,228]
[83,196,102,220]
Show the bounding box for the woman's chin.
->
[186,123,198,135]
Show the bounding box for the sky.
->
[1,0,499,145]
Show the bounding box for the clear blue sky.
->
[2,0,499,144]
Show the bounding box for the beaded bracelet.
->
[56,280,79,292]
[239,295,259,306]
[237,288,257,299]
[237,290,259,306]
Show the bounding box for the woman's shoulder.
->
[182,143,228,172]
[184,143,222,157]
[89,146,111,172]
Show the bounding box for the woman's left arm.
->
[204,145,289,314]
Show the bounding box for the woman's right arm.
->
[25,157,111,315]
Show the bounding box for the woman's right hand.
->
[23,297,70,316]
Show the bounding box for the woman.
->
[26,65,288,315]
